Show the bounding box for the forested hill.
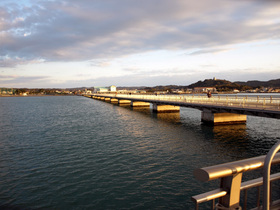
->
[188,79,232,88]
[187,79,250,91]
[187,78,280,90]
[117,78,280,92]
[235,79,280,88]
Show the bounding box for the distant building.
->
[84,89,92,94]
[138,90,147,94]
[0,88,14,95]
[94,85,117,93]
[118,89,134,94]
[94,87,108,93]
[171,89,184,94]
[117,89,146,94]
[110,85,116,92]
[194,87,216,93]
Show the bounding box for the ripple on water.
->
[0,96,279,209]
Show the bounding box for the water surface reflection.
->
[154,112,181,123]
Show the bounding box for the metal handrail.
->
[92,94,280,111]
[263,141,280,210]
[192,172,280,209]
[192,152,280,209]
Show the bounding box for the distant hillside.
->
[118,85,187,92]
[187,79,250,91]
[95,78,280,92]
[235,79,280,88]
[117,86,147,90]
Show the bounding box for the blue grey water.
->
[0,96,279,209]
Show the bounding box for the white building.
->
[110,85,116,92]
[94,85,117,93]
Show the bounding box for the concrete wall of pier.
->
[201,109,247,125]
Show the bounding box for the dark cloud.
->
[0,74,50,87]
[1,0,280,67]
[0,56,44,67]
[1,68,279,88]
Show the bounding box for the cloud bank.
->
[1,0,280,67]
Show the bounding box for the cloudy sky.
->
[1,0,280,88]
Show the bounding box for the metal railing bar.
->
[191,174,280,209]
[257,186,261,208]
[240,172,280,190]
[191,188,227,204]
[263,141,280,210]
[194,153,280,182]
[244,189,248,210]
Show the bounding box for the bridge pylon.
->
[201,109,247,125]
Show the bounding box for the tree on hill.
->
[235,79,280,88]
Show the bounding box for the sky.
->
[0,0,280,88]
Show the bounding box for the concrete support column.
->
[118,100,131,105]
[201,109,247,125]
[131,101,150,107]
[152,104,180,113]
[110,98,118,104]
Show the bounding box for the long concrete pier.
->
[86,94,280,125]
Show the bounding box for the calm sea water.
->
[0,96,279,209]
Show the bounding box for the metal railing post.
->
[218,173,243,209]
[257,186,261,207]
[263,141,280,210]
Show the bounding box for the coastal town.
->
[1,78,280,96]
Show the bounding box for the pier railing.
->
[94,94,280,111]
[192,145,280,210]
